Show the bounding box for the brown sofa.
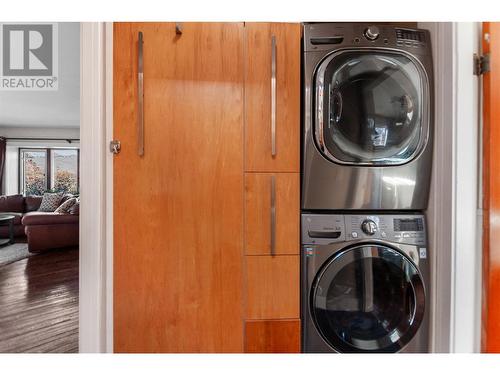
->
[0,194,79,253]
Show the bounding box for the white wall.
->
[451,22,481,353]
[421,21,455,353]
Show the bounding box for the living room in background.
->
[0,22,80,353]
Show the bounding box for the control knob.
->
[361,219,378,235]
[364,26,380,41]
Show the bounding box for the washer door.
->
[314,50,428,165]
[311,245,425,353]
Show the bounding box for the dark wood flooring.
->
[0,248,79,353]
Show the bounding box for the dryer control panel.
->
[303,23,431,55]
[302,213,426,246]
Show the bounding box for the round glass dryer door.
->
[314,50,428,165]
[311,245,425,353]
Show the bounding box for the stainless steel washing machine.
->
[301,213,430,353]
[302,23,434,210]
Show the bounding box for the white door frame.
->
[79,22,113,353]
[79,21,481,353]
[450,22,482,353]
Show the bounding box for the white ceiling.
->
[0,23,80,128]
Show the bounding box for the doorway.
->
[0,22,81,353]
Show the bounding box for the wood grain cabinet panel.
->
[113,22,245,353]
[245,173,299,255]
[244,23,301,172]
[244,320,301,353]
[482,22,500,353]
[245,255,299,320]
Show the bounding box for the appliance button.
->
[351,231,358,238]
[364,26,380,41]
[381,231,387,238]
[361,219,378,235]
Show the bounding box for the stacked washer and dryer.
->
[301,23,434,353]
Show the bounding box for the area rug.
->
[0,243,33,267]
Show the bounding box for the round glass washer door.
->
[311,245,425,353]
[314,50,428,165]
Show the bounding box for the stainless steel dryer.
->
[302,23,434,210]
[301,213,430,353]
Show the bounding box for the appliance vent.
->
[395,28,426,43]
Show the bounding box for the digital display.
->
[394,218,423,232]
[395,28,426,42]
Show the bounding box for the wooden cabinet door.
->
[245,255,299,319]
[482,22,500,353]
[245,320,300,353]
[244,23,301,172]
[245,173,299,255]
[113,22,244,353]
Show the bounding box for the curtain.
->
[0,137,6,196]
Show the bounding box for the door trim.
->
[79,22,113,353]
[419,22,481,353]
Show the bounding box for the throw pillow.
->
[55,197,77,214]
[69,199,80,215]
[60,194,74,204]
[37,192,64,212]
[25,196,43,212]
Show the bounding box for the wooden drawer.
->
[245,319,301,353]
[245,255,299,319]
[244,23,301,172]
[245,173,299,255]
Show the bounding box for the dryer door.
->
[314,50,428,165]
[311,244,425,352]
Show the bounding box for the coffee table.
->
[0,215,15,247]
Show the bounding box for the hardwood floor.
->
[0,248,79,353]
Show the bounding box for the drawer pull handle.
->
[271,35,277,157]
[270,175,276,256]
[137,31,144,157]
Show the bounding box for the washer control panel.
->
[302,213,426,246]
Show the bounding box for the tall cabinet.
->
[113,22,301,353]
[113,23,245,353]
[243,23,301,353]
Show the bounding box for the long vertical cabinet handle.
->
[270,175,276,256]
[137,31,145,157]
[271,35,277,157]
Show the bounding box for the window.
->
[20,149,48,196]
[51,149,79,194]
[20,148,79,195]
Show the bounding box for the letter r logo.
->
[2,24,53,76]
